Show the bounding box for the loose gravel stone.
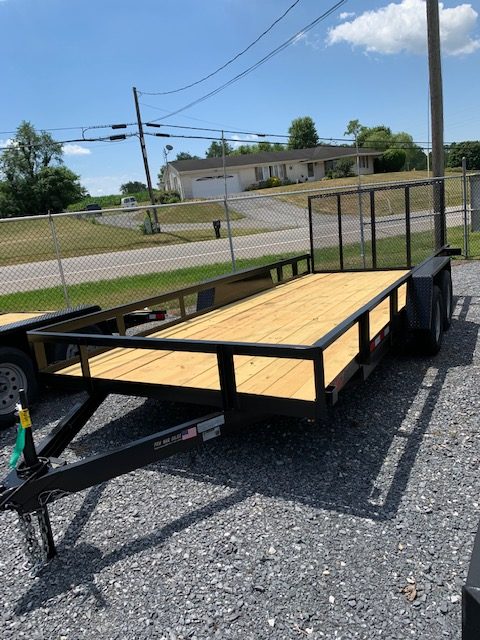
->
[0,260,479,639]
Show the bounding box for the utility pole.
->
[132,86,159,231]
[426,0,446,248]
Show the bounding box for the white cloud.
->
[339,12,356,19]
[0,138,13,148]
[63,144,91,156]
[230,133,259,149]
[327,0,480,56]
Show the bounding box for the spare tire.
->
[52,324,103,362]
[438,269,453,330]
[416,285,444,356]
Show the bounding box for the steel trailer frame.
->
[0,179,460,589]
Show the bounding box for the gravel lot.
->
[1,261,480,640]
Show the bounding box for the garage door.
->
[192,174,241,199]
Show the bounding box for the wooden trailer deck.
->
[55,271,407,402]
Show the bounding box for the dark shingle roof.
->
[170,145,381,173]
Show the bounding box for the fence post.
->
[223,197,236,272]
[221,131,236,272]
[48,211,71,309]
[462,157,469,259]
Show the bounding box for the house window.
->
[269,164,286,179]
[359,156,369,169]
[325,160,337,172]
[307,162,314,178]
[255,166,269,181]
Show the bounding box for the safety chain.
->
[18,511,49,577]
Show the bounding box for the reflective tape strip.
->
[18,409,32,429]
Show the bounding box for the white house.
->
[165,145,381,200]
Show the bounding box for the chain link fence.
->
[0,173,478,313]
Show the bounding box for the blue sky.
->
[0,0,479,194]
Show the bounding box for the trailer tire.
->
[417,285,444,356]
[0,347,38,428]
[438,269,453,330]
[52,324,103,362]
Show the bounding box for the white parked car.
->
[121,196,138,208]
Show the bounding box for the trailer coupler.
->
[1,392,225,575]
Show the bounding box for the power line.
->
[140,0,303,96]
[146,132,287,145]
[0,134,136,151]
[0,116,453,148]
[146,0,348,123]
[144,125,452,147]
[143,118,284,138]
[0,122,138,136]
[145,131,456,150]
[0,123,456,153]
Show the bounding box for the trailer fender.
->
[406,257,451,331]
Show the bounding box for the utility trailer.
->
[0,179,459,586]
[0,308,167,428]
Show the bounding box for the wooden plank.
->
[113,352,218,386]
[176,278,379,391]
[55,271,409,402]
[157,274,331,340]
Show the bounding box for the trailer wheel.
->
[52,324,102,362]
[0,348,38,428]
[438,269,453,330]
[417,285,444,356]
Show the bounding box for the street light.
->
[164,144,173,191]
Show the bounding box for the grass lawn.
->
[0,215,266,267]
[2,226,477,313]
[249,170,464,217]
[0,254,298,312]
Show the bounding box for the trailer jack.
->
[0,391,224,575]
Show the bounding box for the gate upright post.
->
[462,157,469,258]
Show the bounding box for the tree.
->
[357,125,392,150]
[344,119,362,141]
[326,158,355,179]
[205,140,233,158]
[375,149,407,173]
[346,120,426,171]
[288,116,319,149]
[34,166,86,213]
[0,121,85,217]
[446,141,480,169]
[120,180,147,194]
[175,152,200,161]
[231,144,257,156]
[230,141,285,156]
